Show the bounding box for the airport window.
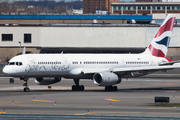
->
[142,7,146,10]
[138,6,141,10]
[157,6,160,10]
[128,7,131,10]
[118,7,121,10]
[172,6,176,10]
[177,6,180,10]
[167,6,170,10]
[147,6,150,10]
[113,7,117,10]
[132,7,136,10]
[24,34,31,43]
[152,6,155,10]
[162,7,165,10]
[123,6,126,10]
[2,34,13,41]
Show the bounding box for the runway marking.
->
[32,99,54,103]
[105,98,120,102]
[74,112,95,115]
[76,106,115,108]
[147,107,174,109]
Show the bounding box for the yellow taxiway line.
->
[74,112,95,115]
[32,99,54,103]
[0,112,5,114]
[105,98,120,102]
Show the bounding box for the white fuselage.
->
[3,53,167,79]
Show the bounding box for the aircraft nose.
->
[3,66,11,75]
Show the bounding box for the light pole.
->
[18,41,21,53]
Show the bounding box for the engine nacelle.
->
[93,72,121,86]
[35,77,61,85]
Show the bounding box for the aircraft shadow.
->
[0,86,180,94]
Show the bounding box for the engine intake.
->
[93,72,121,86]
[35,77,61,85]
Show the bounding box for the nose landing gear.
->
[21,77,30,92]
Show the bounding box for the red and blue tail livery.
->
[144,14,176,57]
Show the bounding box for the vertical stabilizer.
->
[144,14,176,57]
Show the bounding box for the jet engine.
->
[93,72,121,86]
[35,77,61,85]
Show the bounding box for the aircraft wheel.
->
[105,86,117,91]
[113,86,118,91]
[24,87,30,92]
[80,85,84,91]
[72,85,77,91]
[105,86,110,91]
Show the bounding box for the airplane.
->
[3,14,180,92]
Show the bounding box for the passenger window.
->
[16,62,18,65]
[19,62,22,65]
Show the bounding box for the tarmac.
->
[0,77,180,119]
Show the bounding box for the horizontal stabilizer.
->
[159,60,180,66]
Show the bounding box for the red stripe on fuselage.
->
[154,17,175,38]
[148,44,165,57]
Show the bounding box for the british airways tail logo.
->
[148,15,175,57]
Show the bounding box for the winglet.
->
[22,47,26,55]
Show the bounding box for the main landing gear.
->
[72,79,84,91]
[20,77,30,92]
[105,86,118,91]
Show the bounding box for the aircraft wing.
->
[82,65,180,74]
[112,65,180,73]
[82,69,110,74]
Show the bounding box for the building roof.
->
[0,15,152,20]
[111,2,180,6]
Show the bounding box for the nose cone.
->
[3,66,11,75]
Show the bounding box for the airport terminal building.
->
[0,15,180,63]
[1,24,180,63]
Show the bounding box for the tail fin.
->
[144,14,176,57]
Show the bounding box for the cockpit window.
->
[9,62,15,65]
[8,62,23,66]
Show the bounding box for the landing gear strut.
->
[21,77,30,92]
[105,86,117,91]
[72,79,84,91]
